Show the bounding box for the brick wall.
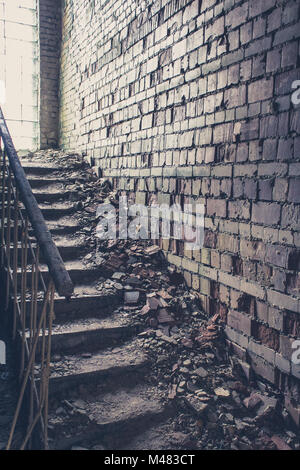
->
[58,0,300,414]
[39,0,61,148]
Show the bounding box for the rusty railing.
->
[0,106,74,449]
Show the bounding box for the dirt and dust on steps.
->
[15,149,299,451]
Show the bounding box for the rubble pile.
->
[24,150,299,450]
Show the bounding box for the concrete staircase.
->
[19,159,173,450]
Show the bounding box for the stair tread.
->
[52,315,132,334]
[49,385,164,428]
[25,314,133,338]
[48,260,98,273]
[58,285,110,298]
[22,162,60,170]
[27,175,86,185]
[83,387,164,425]
[35,202,76,210]
[24,288,114,303]
[52,234,86,245]
[49,339,148,379]
[119,422,173,450]
[2,217,79,228]
[3,202,72,208]
[32,185,75,194]
[45,217,80,228]
[28,175,66,181]
[17,260,99,274]
[24,290,119,322]
[10,237,85,249]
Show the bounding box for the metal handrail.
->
[0,106,73,298]
[0,106,74,449]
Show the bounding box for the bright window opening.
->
[0,0,39,151]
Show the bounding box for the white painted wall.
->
[0,0,39,151]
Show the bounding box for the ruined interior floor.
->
[1,149,295,451]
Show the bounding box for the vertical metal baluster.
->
[27,247,36,449]
[28,267,34,448]
[19,218,27,380]
[12,188,19,339]
[1,151,6,267]
[1,110,72,450]
[30,245,39,448]
[5,165,12,310]
[22,217,28,391]
[18,278,52,451]
[7,282,52,451]
[44,281,54,449]
[21,217,28,326]
[40,280,47,407]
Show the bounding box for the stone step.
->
[1,217,81,236]
[54,289,120,320]
[2,185,78,204]
[42,217,82,236]
[48,385,170,450]
[32,189,79,204]
[32,202,77,220]
[25,290,120,322]
[7,235,87,265]
[15,260,107,288]
[48,235,88,262]
[46,339,150,395]
[31,314,140,355]
[2,201,77,220]
[27,176,86,189]
[22,163,61,176]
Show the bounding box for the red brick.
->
[285,396,300,427]
[249,0,276,18]
[265,245,290,269]
[204,230,217,249]
[211,250,220,268]
[277,139,293,161]
[228,200,250,220]
[228,310,253,336]
[288,179,300,203]
[248,351,277,384]
[252,202,281,225]
[225,3,248,30]
[248,78,274,103]
[260,115,278,138]
[256,300,268,323]
[206,199,227,218]
[233,179,243,198]
[240,119,260,141]
[240,239,266,262]
[221,253,233,273]
[273,178,288,202]
[253,323,280,351]
[218,303,228,323]
[279,335,294,360]
[244,179,257,199]
[258,179,273,200]
[219,284,230,304]
[271,436,291,451]
[284,311,300,337]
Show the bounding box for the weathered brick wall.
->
[39,0,61,148]
[59,0,300,418]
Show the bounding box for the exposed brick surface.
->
[55,0,300,392]
[40,0,61,148]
